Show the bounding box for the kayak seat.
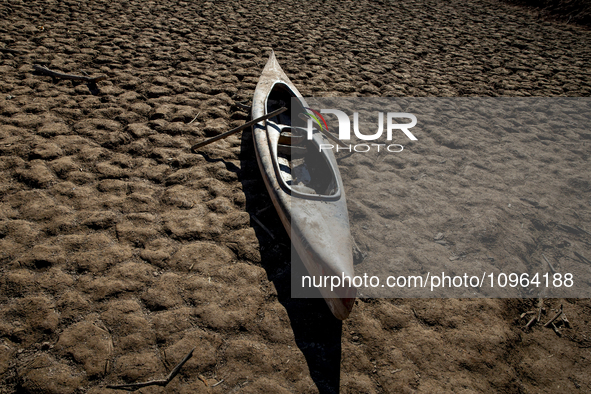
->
[277,144,306,156]
[278,127,306,145]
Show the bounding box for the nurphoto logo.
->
[304,108,417,152]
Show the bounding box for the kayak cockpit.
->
[265,82,341,200]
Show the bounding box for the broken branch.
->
[106,347,195,391]
[544,304,563,328]
[251,215,275,240]
[541,253,556,273]
[33,64,107,84]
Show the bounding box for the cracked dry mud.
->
[1,0,591,393]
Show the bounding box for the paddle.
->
[297,113,348,148]
[190,107,288,152]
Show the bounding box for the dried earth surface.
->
[1,0,591,393]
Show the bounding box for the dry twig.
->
[188,112,201,124]
[574,251,591,266]
[551,322,562,336]
[251,215,275,240]
[106,348,195,391]
[524,315,537,329]
[33,64,107,84]
[234,101,251,111]
[520,311,535,319]
[536,298,544,323]
[541,253,556,273]
[522,299,544,330]
[544,304,564,328]
[561,312,571,328]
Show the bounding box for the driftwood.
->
[33,64,107,84]
[106,348,195,391]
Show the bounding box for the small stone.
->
[434,232,444,240]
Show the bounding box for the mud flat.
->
[1,0,590,393]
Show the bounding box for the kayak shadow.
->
[239,127,343,394]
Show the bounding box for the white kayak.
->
[251,51,356,320]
